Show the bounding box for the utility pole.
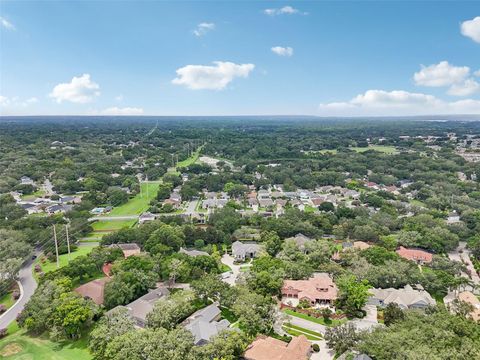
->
[146,175,149,199]
[65,224,71,260]
[53,225,60,269]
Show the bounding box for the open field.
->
[21,189,46,201]
[176,146,203,168]
[105,182,160,216]
[35,245,97,274]
[351,145,399,154]
[91,219,136,232]
[0,330,91,360]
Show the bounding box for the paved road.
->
[448,242,480,290]
[88,215,139,221]
[0,257,37,329]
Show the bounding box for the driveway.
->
[350,305,379,331]
[184,200,199,216]
[220,254,241,285]
[310,340,335,360]
[448,242,480,290]
[0,257,37,329]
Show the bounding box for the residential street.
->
[0,257,37,329]
[448,242,480,291]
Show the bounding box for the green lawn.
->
[35,245,96,274]
[0,292,15,310]
[283,309,347,327]
[283,323,323,339]
[91,219,136,231]
[176,146,203,168]
[220,306,238,323]
[0,330,91,360]
[21,189,45,201]
[282,325,322,340]
[351,145,398,154]
[105,182,160,216]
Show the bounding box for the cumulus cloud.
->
[0,17,15,30]
[318,89,480,116]
[50,74,100,103]
[447,79,480,96]
[0,95,9,106]
[101,107,144,115]
[193,22,215,37]
[413,61,469,87]
[172,61,255,90]
[475,70,480,77]
[461,16,480,43]
[271,46,293,57]
[264,6,306,16]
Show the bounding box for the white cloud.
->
[101,107,144,115]
[461,16,480,43]
[413,61,470,87]
[447,79,480,96]
[475,70,480,77]
[115,94,124,102]
[264,6,306,16]
[0,17,15,30]
[0,96,39,107]
[271,46,293,57]
[193,22,215,37]
[49,74,100,103]
[318,89,480,116]
[172,61,255,90]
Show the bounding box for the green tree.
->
[336,274,371,316]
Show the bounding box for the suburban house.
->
[182,303,230,345]
[46,204,73,214]
[179,247,209,257]
[231,241,262,261]
[243,335,311,360]
[352,241,371,250]
[118,286,170,328]
[74,277,110,305]
[444,290,480,322]
[20,176,35,185]
[109,243,141,258]
[285,233,313,252]
[139,212,156,224]
[368,285,436,309]
[281,273,338,307]
[396,246,433,264]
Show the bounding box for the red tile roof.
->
[244,335,311,360]
[396,246,433,263]
[282,273,337,302]
[74,277,110,305]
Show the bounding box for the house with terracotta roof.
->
[281,273,338,307]
[396,246,433,264]
[444,290,480,322]
[74,277,110,305]
[243,335,311,360]
[108,243,141,258]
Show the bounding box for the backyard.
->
[34,244,97,274]
[283,308,348,327]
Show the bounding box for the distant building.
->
[74,277,110,305]
[109,243,141,258]
[368,285,435,309]
[282,273,338,307]
[139,212,156,224]
[20,176,35,186]
[396,246,433,264]
[183,304,230,345]
[244,335,311,360]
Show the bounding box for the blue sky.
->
[0,1,479,116]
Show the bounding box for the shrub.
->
[0,304,6,313]
[12,290,20,300]
[312,343,320,352]
[0,328,7,338]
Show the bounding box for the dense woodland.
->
[0,117,479,359]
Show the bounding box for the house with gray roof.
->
[179,247,209,257]
[232,241,262,261]
[285,233,313,252]
[183,303,230,345]
[368,285,435,309]
[117,286,170,328]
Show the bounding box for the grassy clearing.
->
[106,182,159,216]
[35,245,96,274]
[91,219,136,231]
[21,189,46,201]
[284,309,347,327]
[351,145,398,154]
[0,330,91,360]
[176,146,203,168]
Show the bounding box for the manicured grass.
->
[106,182,160,216]
[91,219,136,231]
[0,291,15,310]
[35,245,96,274]
[351,145,398,154]
[219,263,231,273]
[21,189,45,201]
[282,326,322,340]
[283,309,347,327]
[0,330,91,360]
[239,266,250,272]
[283,323,323,338]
